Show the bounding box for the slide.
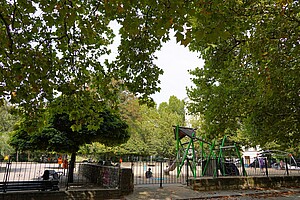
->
[164,159,178,175]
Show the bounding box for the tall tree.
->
[0,103,18,158]
[2,0,298,153]
[158,96,186,124]
[0,0,162,119]
[10,96,129,182]
[187,1,300,151]
[99,96,186,158]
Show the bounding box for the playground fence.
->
[0,160,122,192]
[120,156,300,186]
[237,157,300,177]
[121,159,188,186]
[1,157,299,191]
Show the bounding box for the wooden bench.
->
[0,180,59,193]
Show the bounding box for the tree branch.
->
[227,39,245,54]
[0,12,13,54]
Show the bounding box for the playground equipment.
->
[163,159,178,175]
[200,135,246,177]
[218,135,246,176]
[171,125,211,178]
[169,125,246,178]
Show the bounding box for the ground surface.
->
[123,184,300,200]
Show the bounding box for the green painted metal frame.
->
[218,135,247,176]
[201,135,247,177]
[175,125,197,178]
[201,140,216,176]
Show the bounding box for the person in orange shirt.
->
[58,157,63,168]
[63,159,68,169]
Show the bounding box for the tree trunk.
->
[67,152,76,183]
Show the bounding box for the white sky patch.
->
[151,33,204,105]
[106,22,204,105]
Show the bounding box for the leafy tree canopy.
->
[81,95,186,158]
[186,0,300,151]
[0,0,164,117]
[10,95,129,153]
[2,0,299,153]
[0,102,18,156]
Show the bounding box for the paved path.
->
[123,184,300,200]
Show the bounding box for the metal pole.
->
[264,158,268,177]
[241,157,247,176]
[219,136,226,176]
[235,143,247,176]
[176,125,180,177]
[3,158,12,193]
[160,161,163,188]
[285,158,289,176]
[215,158,219,177]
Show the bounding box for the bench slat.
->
[0,180,59,192]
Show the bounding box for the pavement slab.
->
[123,184,300,200]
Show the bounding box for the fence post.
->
[264,158,268,177]
[285,158,289,176]
[215,158,219,177]
[3,159,13,193]
[160,160,163,188]
[65,165,70,191]
[241,158,247,176]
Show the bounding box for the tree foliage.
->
[0,103,18,157]
[186,0,300,151]
[80,95,186,158]
[2,0,299,153]
[10,107,129,153]
[10,95,129,182]
[0,0,163,117]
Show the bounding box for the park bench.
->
[0,180,59,192]
[0,169,61,193]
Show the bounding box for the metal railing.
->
[2,157,299,191]
[0,160,122,192]
[119,157,300,186]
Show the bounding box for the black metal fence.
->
[124,160,187,186]
[0,160,122,192]
[237,157,300,177]
[120,157,300,186]
[1,157,300,192]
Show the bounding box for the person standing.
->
[258,157,265,172]
[280,160,284,170]
[58,156,63,168]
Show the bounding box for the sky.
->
[151,36,204,105]
[108,22,204,105]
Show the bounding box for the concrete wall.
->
[79,164,134,195]
[79,164,119,188]
[189,176,300,191]
[0,189,121,200]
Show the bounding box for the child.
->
[145,168,153,178]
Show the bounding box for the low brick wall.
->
[189,176,300,191]
[79,164,119,188]
[0,189,121,200]
[119,167,134,195]
[79,163,133,195]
